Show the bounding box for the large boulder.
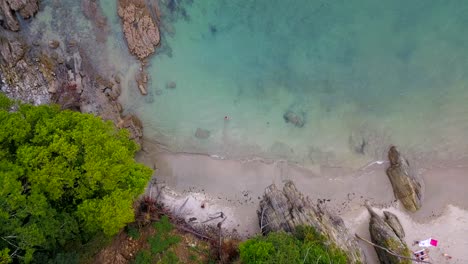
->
[0,0,39,31]
[386,146,423,212]
[366,203,411,264]
[117,0,160,60]
[258,181,365,263]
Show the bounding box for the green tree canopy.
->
[0,94,152,263]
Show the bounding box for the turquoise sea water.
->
[118,0,468,167]
[33,0,468,168]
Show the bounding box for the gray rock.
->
[166,81,176,89]
[258,181,365,264]
[386,146,423,212]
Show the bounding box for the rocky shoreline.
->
[0,0,144,145]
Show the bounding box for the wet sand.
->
[139,139,468,263]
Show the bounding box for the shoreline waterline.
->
[138,139,468,218]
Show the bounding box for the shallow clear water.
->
[119,0,468,167]
[36,0,468,168]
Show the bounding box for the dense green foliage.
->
[0,94,152,263]
[239,226,348,264]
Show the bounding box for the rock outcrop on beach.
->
[118,0,160,60]
[0,0,39,31]
[386,146,423,212]
[366,203,411,264]
[258,181,365,264]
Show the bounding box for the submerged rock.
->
[0,0,39,31]
[258,181,365,263]
[366,203,411,264]
[386,146,423,212]
[117,0,160,60]
[166,81,176,89]
[136,69,148,95]
[195,128,210,139]
[283,110,305,127]
[383,211,405,240]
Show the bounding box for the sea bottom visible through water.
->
[116,0,468,168]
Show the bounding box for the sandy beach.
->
[139,139,468,263]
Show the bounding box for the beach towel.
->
[418,238,438,247]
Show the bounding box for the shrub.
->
[239,239,275,263]
[134,250,152,264]
[0,93,13,110]
[158,250,179,264]
[239,226,349,264]
[127,226,141,239]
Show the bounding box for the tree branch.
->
[355,234,431,264]
[260,206,267,234]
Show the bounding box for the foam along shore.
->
[138,139,468,263]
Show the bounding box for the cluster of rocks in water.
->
[257,146,425,264]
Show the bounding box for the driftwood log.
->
[386,146,423,212]
[366,203,411,264]
[258,181,365,264]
